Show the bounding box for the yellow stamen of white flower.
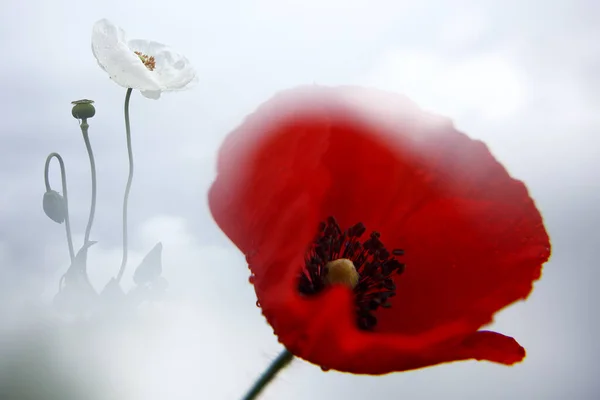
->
[324,258,360,289]
[134,51,156,71]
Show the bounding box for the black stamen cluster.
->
[298,216,405,330]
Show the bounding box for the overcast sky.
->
[0,0,599,399]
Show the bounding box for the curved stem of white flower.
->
[80,119,97,245]
[116,88,134,283]
[240,349,294,400]
[44,152,75,263]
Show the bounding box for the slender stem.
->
[116,88,134,283]
[241,349,294,400]
[44,153,74,262]
[80,119,97,245]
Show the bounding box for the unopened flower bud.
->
[43,190,66,224]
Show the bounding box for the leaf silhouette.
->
[100,277,126,301]
[54,241,98,314]
[133,242,163,285]
[62,241,97,286]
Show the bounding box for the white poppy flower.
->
[91,19,196,99]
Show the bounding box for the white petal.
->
[91,19,161,91]
[128,39,196,92]
[141,90,162,99]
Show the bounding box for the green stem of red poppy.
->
[240,349,294,400]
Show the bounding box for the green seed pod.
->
[71,99,96,119]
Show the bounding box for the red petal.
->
[208,85,550,374]
[377,196,548,336]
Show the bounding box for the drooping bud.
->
[43,189,66,224]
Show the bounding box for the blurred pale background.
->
[0,0,598,399]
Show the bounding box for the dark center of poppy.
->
[298,216,405,331]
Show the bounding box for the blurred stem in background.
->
[116,88,134,283]
[80,116,97,246]
[43,99,98,292]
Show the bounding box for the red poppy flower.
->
[208,85,551,374]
